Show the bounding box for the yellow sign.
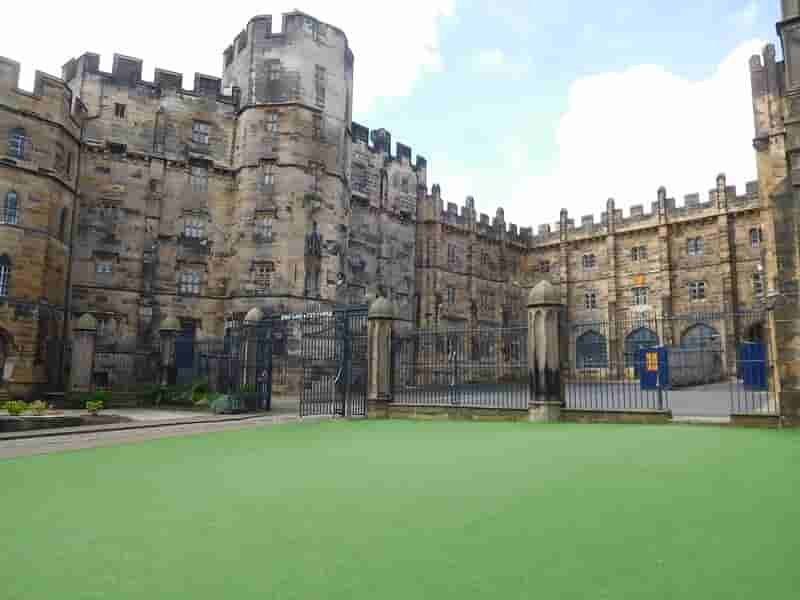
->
[634,274,647,287]
[646,352,659,373]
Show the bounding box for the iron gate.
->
[392,325,529,409]
[299,305,367,417]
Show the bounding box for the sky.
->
[2,0,780,229]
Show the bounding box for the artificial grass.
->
[2,421,799,599]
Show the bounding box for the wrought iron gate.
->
[299,305,367,417]
[392,325,529,409]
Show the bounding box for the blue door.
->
[639,347,668,390]
[740,342,767,391]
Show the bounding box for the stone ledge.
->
[561,409,672,425]
[385,404,528,422]
[730,414,781,429]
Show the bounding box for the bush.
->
[29,400,49,416]
[5,400,28,416]
[210,394,233,414]
[86,399,104,415]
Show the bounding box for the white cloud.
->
[434,39,767,230]
[730,1,759,29]
[4,0,454,114]
[472,48,529,76]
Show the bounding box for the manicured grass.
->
[3,421,799,599]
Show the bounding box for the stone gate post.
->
[70,313,97,393]
[159,315,181,387]
[527,281,564,422]
[367,296,396,419]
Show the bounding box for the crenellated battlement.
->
[351,121,427,172]
[0,56,87,134]
[61,52,240,105]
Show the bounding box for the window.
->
[481,252,489,266]
[192,121,210,145]
[54,142,65,173]
[266,112,279,133]
[631,245,647,261]
[315,65,326,106]
[750,227,763,248]
[310,162,323,193]
[584,290,598,309]
[8,128,28,159]
[447,244,457,265]
[582,254,596,269]
[95,261,113,274]
[576,331,608,369]
[632,286,649,306]
[267,61,281,82]
[58,208,69,241]
[687,237,705,256]
[254,262,274,292]
[303,16,314,34]
[752,272,765,297]
[66,153,73,177]
[256,217,273,241]
[539,261,550,273]
[190,166,208,192]
[688,281,706,301]
[114,103,126,119]
[2,191,19,225]
[480,291,491,311]
[179,271,201,295]
[96,316,111,339]
[447,286,456,304]
[681,323,721,351]
[263,164,275,191]
[184,218,205,239]
[401,177,409,193]
[312,114,322,140]
[0,255,10,296]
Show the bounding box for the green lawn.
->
[3,421,799,599]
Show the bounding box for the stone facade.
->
[749,1,800,420]
[0,7,791,400]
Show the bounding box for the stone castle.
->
[0,6,799,408]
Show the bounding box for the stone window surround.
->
[688,280,706,301]
[0,254,10,297]
[179,271,202,295]
[192,121,210,145]
[582,253,597,270]
[2,190,19,225]
[632,286,649,306]
[749,227,763,248]
[687,237,705,256]
[8,127,28,160]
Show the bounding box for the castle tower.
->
[222,13,354,310]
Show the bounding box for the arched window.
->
[8,127,28,159]
[681,323,721,351]
[624,327,659,371]
[3,191,18,225]
[576,330,608,369]
[0,255,11,296]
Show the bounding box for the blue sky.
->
[4,0,779,227]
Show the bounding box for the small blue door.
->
[740,342,767,391]
[639,347,668,390]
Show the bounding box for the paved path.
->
[0,414,316,460]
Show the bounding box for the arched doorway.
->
[624,327,659,375]
[744,322,765,343]
[576,330,608,369]
[680,323,723,384]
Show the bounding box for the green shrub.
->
[210,394,233,414]
[86,399,104,415]
[5,400,28,416]
[29,400,49,415]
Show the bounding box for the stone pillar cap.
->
[75,313,98,331]
[159,315,181,332]
[368,296,397,319]
[527,280,560,307]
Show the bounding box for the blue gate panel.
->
[740,342,767,391]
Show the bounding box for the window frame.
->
[687,237,705,257]
[632,286,649,306]
[8,128,28,160]
[192,121,210,145]
[688,280,706,301]
[0,255,10,297]
[584,289,598,310]
[750,227,763,248]
[3,191,19,225]
[190,165,209,193]
[582,253,597,270]
[114,103,126,119]
[179,271,201,296]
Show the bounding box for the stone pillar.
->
[159,316,181,387]
[367,297,396,419]
[527,281,564,422]
[70,314,97,393]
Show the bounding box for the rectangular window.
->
[192,121,210,145]
[447,244,456,265]
[267,61,281,81]
[256,217,273,241]
[315,65,326,107]
[310,162,323,193]
[190,166,208,192]
[687,237,705,256]
[3,191,19,225]
[447,286,456,304]
[114,103,126,119]
[266,112,279,133]
[584,290,598,310]
[66,153,73,176]
[179,271,201,295]
[263,164,276,192]
[631,246,647,261]
[582,254,596,269]
[95,261,113,274]
[750,227,763,248]
[539,261,550,273]
[8,129,28,159]
[752,273,765,296]
[688,281,706,301]
[312,114,322,141]
[632,286,649,306]
[96,317,111,339]
[0,263,10,296]
[401,177,409,193]
[184,218,205,239]
[254,262,275,291]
